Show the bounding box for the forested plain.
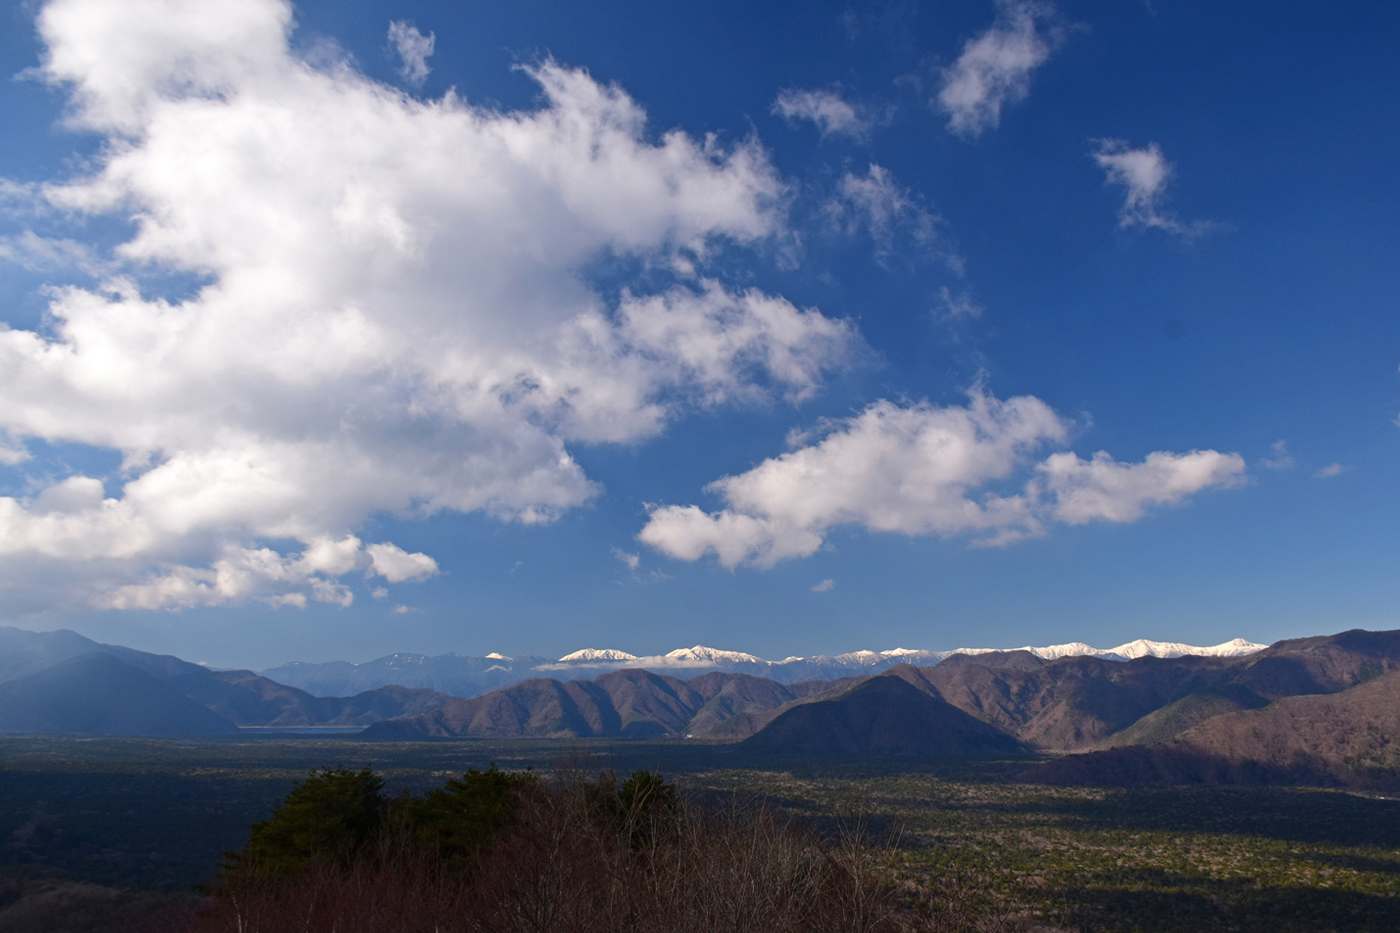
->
[2,735,1399,932]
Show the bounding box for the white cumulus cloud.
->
[366,542,440,583]
[100,534,433,610]
[0,0,855,610]
[772,88,869,139]
[640,390,1068,566]
[640,390,1246,568]
[1038,450,1247,524]
[938,0,1061,138]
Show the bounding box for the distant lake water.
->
[235,726,366,735]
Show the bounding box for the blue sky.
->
[0,0,1397,669]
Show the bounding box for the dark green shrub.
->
[619,768,679,818]
[230,766,384,877]
[406,764,533,866]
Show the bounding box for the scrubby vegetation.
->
[5,737,1400,932]
[195,763,1003,933]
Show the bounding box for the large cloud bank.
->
[0,0,855,609]
[639,391,1246,568]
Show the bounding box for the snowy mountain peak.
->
[832,650,883,664]
[663,645,764,664]
[1015,642,1101,660]
[558,648,640,662]
[485,652,510,660]
[1105,637,1267,659]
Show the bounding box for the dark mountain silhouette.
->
[0,626,452,731]
[361,668,857,740]
[740,668,1025,757]
[0,653,239,735]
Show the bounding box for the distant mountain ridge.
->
[260,638,1266,698]
[5,623,1400,785]
[361,669,859,741]
[361,628,1400,776]
[0,626,455,735]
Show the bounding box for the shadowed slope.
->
[923,654,1240,751]
[921,629,1400,752]
[0,653,239,735]
[740,671,1025,757]
[1025,668,1400,790]
[593,669,705,737]
[1098,685,1270,749]
[361,669,863,740]
[0,627,453,730]
[1176,667,1400,783]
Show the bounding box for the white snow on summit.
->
[542,638,1267,672]
[919,638,1268,662]
[1105,637,1264,659]
[663,645,765,665]
[558,648,640,662]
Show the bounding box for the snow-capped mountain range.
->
[541,638,1263,670]
[259,638,1267,698]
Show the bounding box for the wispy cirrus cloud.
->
[937,286,983,321]
[612,547,641,572]
[937,0,1062,138]
[1260,440,1295,470]
[827,164,956,268]
[1092,139,1209,235]
[387,20,434,85]
[0,230,106,274]
[772,88,871,140]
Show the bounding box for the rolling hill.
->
[1174,667,1400,785]
[360,668,857,740]
[1096,684,1271,749]
[740,669,1026,757]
